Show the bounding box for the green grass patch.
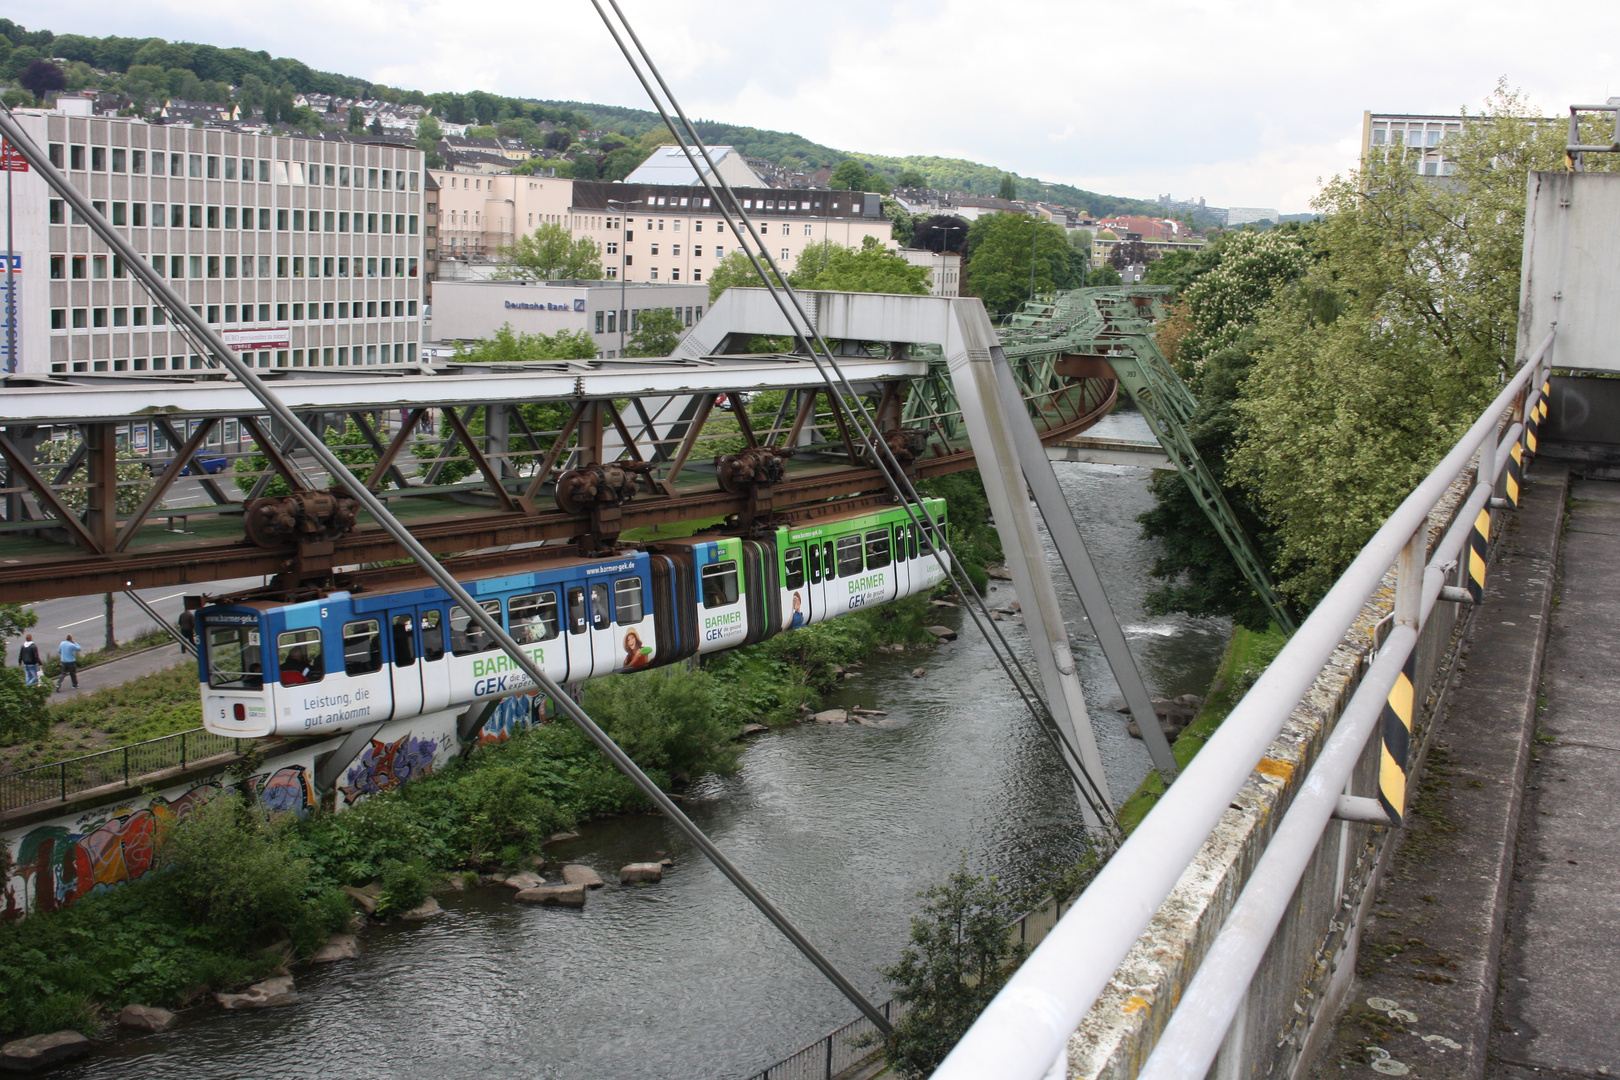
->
[1,664,201,773]
[1116,623,1290,833]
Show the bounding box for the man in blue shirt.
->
[55,635,83,691]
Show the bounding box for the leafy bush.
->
[157,797,315,944]
[581,666,740,785]
[375,860,436,917]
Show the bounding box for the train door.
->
[563,580,595,680]
[586,578,618,677]
[610,572,655,672]
[388,611,424,721]
[417,606,451,713]
[781,543,808,631]
[337,615,394,725]
[809,538,838,625]
[891,521,912,599]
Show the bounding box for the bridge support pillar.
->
[945,324,1113,825]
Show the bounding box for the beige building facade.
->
[430,173,894,285]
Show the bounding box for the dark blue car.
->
[148,451,229,477]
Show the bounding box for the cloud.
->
[18,0,1620,211]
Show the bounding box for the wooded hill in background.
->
[6,20,1159,218]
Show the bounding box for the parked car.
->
[148,451,229,477]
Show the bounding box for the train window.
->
[391,615,416,667]
[450,600,502,655]
[614,577,645,623]
[909,524,920,560]
[342,619,383,676]
[835,535,864,577]
[590,582,612,630]
[421,609,445,662]
[920,524,936,555]
[567,588,587,635]
[865,529,891,569]
[701,560,739,608]
[807,543,822,584]
[823,542,836,578]
[510,592,560,644]
[783,546,805,589]
[206,624,263,690]
[276,628,323,685]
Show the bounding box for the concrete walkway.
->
[45,641,191,700]
[1489,479,1620,1078]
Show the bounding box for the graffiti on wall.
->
[1,765,317,919]
[339,734,440,805]
[478,692,545,746]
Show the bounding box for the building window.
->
[225,305,238,323]
[650,243,659,256]
[132,203,146,227]
[293,210,305,230]
[650,268,659,280]
[671,268,681,281]
[277,257,288,278]
[782,224,789,236]
[207,256,220,278]
[715,246,723,259]
[171,204,185,228]
[693,268,702,282]
[693,245,702,257]
[133,308,146,327]
[277,210,288,230]
[93,308,108,328]
[206,305,220,324]
[605,266,618,279]
[781,248,790,262]
[225,207,237,229]
[672,244,680,256]
[804,225,813,236]
[51,309,65,330]
[259,208,271,230]
[225,256,237,277]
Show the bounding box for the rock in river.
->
[502,871,544,891]
[925,625,957,641]
[0,1032,91,1072]
[217,975,299,1010]
[310,934,360,964]
[399,897,443,920]
[561,864,605,889]
[620,862,664,884]
[985,565,1013,581]
[812,709,848,724]
[340,885,377,916]
[117,1003,177,1032]
[515,883,587,907]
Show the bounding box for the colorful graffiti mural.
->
[478,692,545,747]
[339,734,440,805]
[1,765,316,919]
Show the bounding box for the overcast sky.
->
[14,0,1620,212]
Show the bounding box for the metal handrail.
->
[932,329,1556,1079]
[0,727,244,812]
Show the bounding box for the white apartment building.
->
[1361,113,1465,177]
[21,108,425,376]
[896,248,962,297]
[430,279,709,359]
[432,172,892,285]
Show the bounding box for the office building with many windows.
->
[431,172,892,284]
[18,107,425,376]
[428,279,708,359]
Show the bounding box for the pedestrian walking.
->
[55,634,83,691]
[17,633,40,686]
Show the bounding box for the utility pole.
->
[607,198,638,356]
[104,592,115,651]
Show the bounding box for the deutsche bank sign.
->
[505,299,587,312]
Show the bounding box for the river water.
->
[62,411,1229,1080]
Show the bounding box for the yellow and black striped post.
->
[1525,379,1550,455]
[1379,651,1418,826]
[1503,438,1525,508]
[1467,508,1490,603]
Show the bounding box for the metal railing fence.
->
[0,727,245,812]
[932,330,1557,1079]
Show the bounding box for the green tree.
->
[895,167,928,188]
[492,223,603,280]
[829,159,890,193]
[625,308,686,358]
[416,114,443,170]
[0,602,47,742]
[453,324,599,364]
[997,173,1017,200]
[876,858,1025,1079]
[963,213,1073,314]
[1087,263,1121,286]
[1136,230,1311,626]
[347,105,364,133]
[707,249,782,303]
[1232,85,1588,604]
[36,437,155,515]
[790,237,931,295]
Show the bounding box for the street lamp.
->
[606,198,639,356]
[931,223,962,297]
[1024,216,1042,303]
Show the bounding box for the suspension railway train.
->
[198,500,948,737]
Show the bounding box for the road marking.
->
[55,615,104,629]
[146,591,187,603]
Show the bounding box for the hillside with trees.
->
[0,20,1158,216]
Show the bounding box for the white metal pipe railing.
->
[931,330,1554,1079]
